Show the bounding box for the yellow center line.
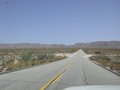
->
[40,64,72,90]
[51,72,63,85]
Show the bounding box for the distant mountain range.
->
[73,41,120,48]
[0,41,120,49]
[0,43,68,49]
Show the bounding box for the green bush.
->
[21,52,32,61]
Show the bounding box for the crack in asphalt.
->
[81,57,89,85]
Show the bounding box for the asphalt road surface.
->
[0,50,120,90]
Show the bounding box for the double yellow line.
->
[40,64,72,90]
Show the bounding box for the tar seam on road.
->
[40,64,71,90]
[81,58,89,85]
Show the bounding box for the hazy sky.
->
[0,0,120,44]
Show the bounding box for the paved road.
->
[0,50,120,90]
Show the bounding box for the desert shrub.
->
[21,52,32,61]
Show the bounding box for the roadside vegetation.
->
[83,48,120,73]
[0,48,79,73]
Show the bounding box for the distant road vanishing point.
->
[0,50,120,90]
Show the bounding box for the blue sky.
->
[0,0,120,44]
